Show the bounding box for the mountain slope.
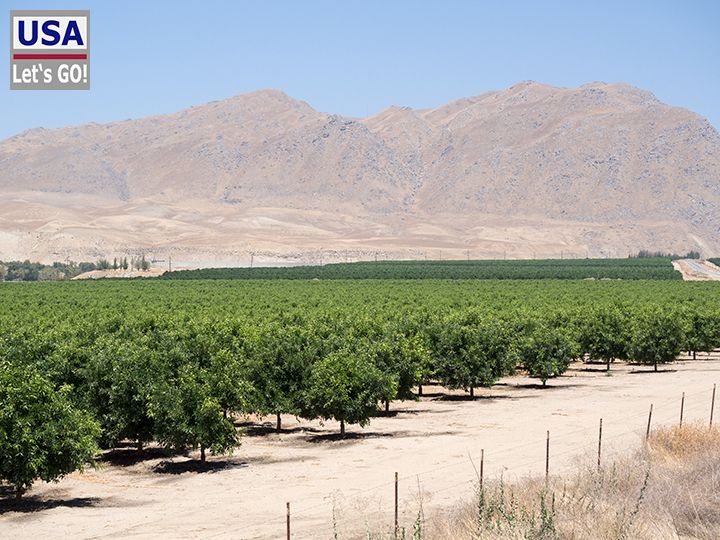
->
[1,82,718,265]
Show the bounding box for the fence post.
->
[545,431,550,485]
[480,449,484,491]
[680,392,685,427]
[646,404,653,441]
[597,418,603,471]
[286,502,290,540]
[711,384,716,429]
[394,472,399,538]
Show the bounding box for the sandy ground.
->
[2,190,715,267]
[1,355,719,539]
[71,268,166,280]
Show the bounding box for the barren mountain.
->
[1,81,719,266]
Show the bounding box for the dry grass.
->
[369,424,720,539]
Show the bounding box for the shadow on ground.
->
[151,458,249,475]
[433,394,520,402]
[238,422,324,437]
[100,444,183,466]
[509,382,587,390]
[305,431,397,443]
[0,489,100,515]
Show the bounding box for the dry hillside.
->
[1,81,718,265]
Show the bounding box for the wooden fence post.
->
[545,431,550,485]
[394,472,399,538]
[646,404,653,441]
[597,418,603,471]
[286,502,290,540]
[480,449,484,491]
[680,392,685,427]
[711,384,716,429]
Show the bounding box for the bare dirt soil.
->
[1,356,718,539]
[71,268,166,280]
[2,191,694,267]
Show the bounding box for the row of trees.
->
[0,255,153,281]
[164,256,683,280]
[0,255,152,281]
[2,303,719,498]
[0,260,98,281]
[95,254,150,271]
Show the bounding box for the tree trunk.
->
[693,351,697,360]
[340,419,345,437]
[542,380,547,387]
[15,486,23,500]
[385,399,389,412]
[276,412,282,432]
[200,444,206,462]
[418,384,423,397]
[469,387,474,398]
[606,358,611,372]
[137,440,143,452]
[654,362,658,372]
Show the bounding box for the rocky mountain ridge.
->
[1,81,718,265]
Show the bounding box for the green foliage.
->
[630,249,699,259]
[518,326,576,386]
[304,348,396,434]
[629,309,685,371]
[82,336,157,447]
[579,306,630,369]
[243,322,316,429]
[163,257,682,281]
[148,363,241,461]
[0,362,100,498]
[431,312,516,395]
[0,277,717,486]
[681,309,720,358]
[0,259,98,281]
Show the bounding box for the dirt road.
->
[1,357,718,539]
[673,259,720,280]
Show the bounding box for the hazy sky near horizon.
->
[1,1,719,139]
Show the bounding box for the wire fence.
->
[273,382,719,540]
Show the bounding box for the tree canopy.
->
[0,362,100,498]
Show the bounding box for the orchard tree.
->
[149,364,241,462]
[431,314,515,397]
[580,306,630,371]
[629,309,684,372]
[363,328,428,411]
[304,348,396,436]
[244,323,317,431]
[518,326,576,386]
[83,337,158,449]
[208,348,252,419]
[682,309,720,360]
[404,309,442,396]
[0,362,100,499]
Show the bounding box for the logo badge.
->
[10,10,90,90]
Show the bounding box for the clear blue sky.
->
[2,1,719,139]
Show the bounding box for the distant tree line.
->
[629,249,701,259]
[0,260,93,281]
[0,255,151,281]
